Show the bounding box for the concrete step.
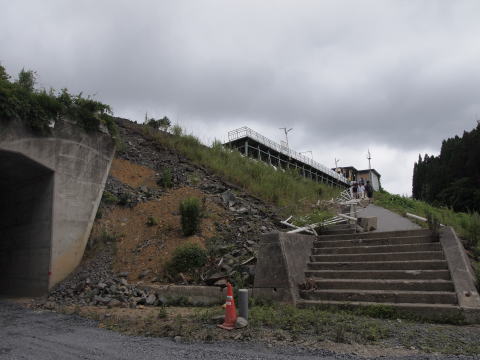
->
[308,279,455,292]
[310,251,444,263]
[296,300,465,322]
[300,289,458,304]
[307,260,449,271]
[305,269,452,280]
[316,229,432,242]
[314,235,434,248]
[325,223,351,229]
[312,242,442,255]
[320,228,356,235]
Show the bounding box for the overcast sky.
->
[2,1,479,195]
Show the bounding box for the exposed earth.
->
[44,119,283,309]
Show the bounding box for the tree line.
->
[412,122,480,212]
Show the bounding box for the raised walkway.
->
[361,204,421,232]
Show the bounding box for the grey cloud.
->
[2,0,480,194]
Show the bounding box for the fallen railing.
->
[406,212,445,227]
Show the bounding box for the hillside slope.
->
[47,118,338,307]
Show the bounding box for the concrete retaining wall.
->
[252,232,314,304]
[440,226,480,322]
[139,285,253,306]
[0,120,115,295]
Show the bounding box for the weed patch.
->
[165,242,207,277]
[180,197,201,236]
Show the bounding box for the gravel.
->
[1,300,477,360]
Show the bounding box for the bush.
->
[171,124,183,136]
[0,65,114,135]
[102,191,119,204]
[180,197,201,236]
[166,242,207,275]
[158,168,173,188]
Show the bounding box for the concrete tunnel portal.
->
[0,150,54,296]
[0,120,115,297]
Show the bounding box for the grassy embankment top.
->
[0,66,116,136]
[140,124,340,219]
[375,191,480,283]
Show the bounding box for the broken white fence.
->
[282,188,366,235]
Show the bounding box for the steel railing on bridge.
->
[227,126,349,184]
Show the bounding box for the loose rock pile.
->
[46,249,167,308]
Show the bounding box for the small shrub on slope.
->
[180,197,201,236]
[166,242,207,275]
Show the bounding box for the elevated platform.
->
[224,127,349,187]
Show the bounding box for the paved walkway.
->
[359,204,421,232]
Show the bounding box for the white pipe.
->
[338,213,357,221]
[406,212,445,227]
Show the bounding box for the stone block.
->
[358,216,377,231]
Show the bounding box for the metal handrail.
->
[227,126,349,184]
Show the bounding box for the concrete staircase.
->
[319,223,356,236]
[298,229,462,317]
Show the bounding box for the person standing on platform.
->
[358,182,365,199]
[365,180,374,202]
[351,182,358,199]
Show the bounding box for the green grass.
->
[248,303,391,343]
[141,126,340,216]
[375,191,480,250]
[374,191,480,285]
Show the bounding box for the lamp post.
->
[334,158,340,169]
[279,127,293,148]
[367,149,372,184]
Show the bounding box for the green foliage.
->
[375,191,480,255]
[292,209,332,227]
[88,227,120,250]
[413,123,480,212]
[0,65,10,81]
[171,124,183,136]
[157,168,173,188]
[165,242,207,275]
[146,216,158,226]
[157,306,168,319]
[101,191,119,204]
[249,303,391,343]
[147,116,171,131]
[180,197,201,236]
[16,68,36,92]
[0,66,114,136]
[141,127,340,214]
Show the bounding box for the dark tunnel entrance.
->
[0,150,54,296]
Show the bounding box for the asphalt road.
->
[0,300,476,360]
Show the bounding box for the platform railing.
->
[227,126,349,184]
